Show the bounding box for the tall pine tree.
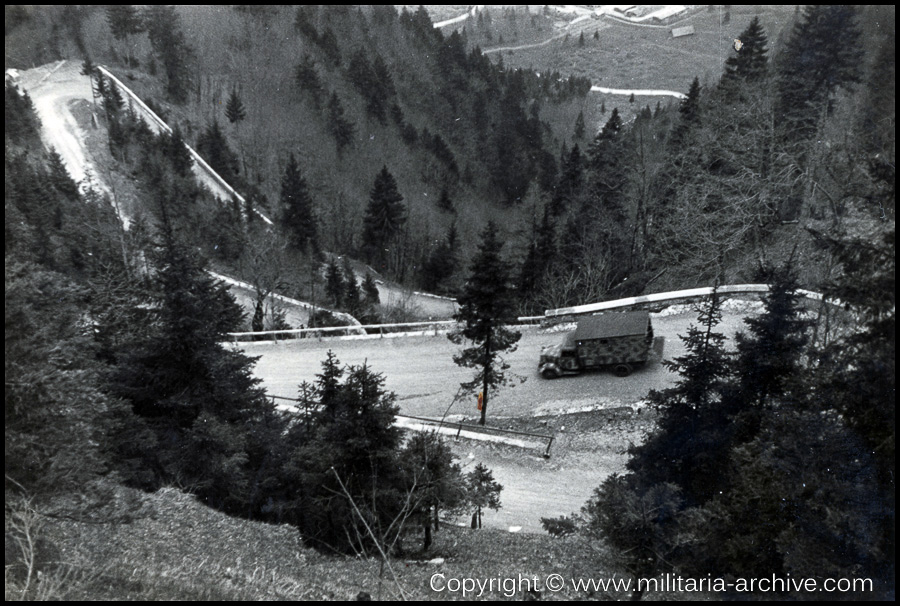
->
[196,120,239,184]
[106,5,143,67]
[109,210,273,510]
[720,16,768,88]
[449,221,521,425]
[224,88,246,124]
[279,153,318,253]
[775,5,863,140]
[143,5,192,103]
[327,92,355,154]
[360,166,406,273]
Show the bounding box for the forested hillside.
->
[6,6,893,318]
[8,5,592,299]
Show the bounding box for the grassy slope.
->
[27,405,700,601]
[41,482,620,601]
[490,6,798,127]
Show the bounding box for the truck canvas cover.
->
[573,311,650,341]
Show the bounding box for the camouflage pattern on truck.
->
[539,310,663,378]
[575,334,650,367]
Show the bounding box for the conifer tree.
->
[775,5,863,140]
[224,88,246,124]
[324,257,344,308]
[449,221,522,425]
[144,5,192,103]
[80,59,100,108]
[342,257,362,316]
[550,144,583,216]
[720,16,768,88]
[670,77,701,148]
[574,110,586,139]
[814,229,895,578]
[279,153,318,253]
[46,149,80,201]
[316,27,342,66]
[627,288,733,500]
[109,212,273,509]
[731,265,811,413]
[347,49,387,123]
[103,81,125,118]
[518,238,541,302]
[360,166,406,273]
[519,206,556,304]
[421,224,458,293]
[372,53,396,99]
[295,55,324,109]
[163,125,193,177]
[587,108,627,215]
[107,5,143,43]
[106,5,143,66]
[196,120,239,183]
[466,462,502,529]
[437,187,455,213]
[251,296,265,334]
[288,354,405,552]
[327,92,356,155]
[362,273,380,308]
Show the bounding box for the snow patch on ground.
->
[394,417,544,450]
[539,322,577,334]
[651,298,764,318]
[590,85,687,99]
[532,397,650,417]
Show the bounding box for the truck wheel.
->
[541,367,560,380]
[614,364,632,377]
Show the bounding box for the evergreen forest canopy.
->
[4,4,895,600]
[4,5,893,314]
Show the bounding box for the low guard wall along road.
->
[269,395,555,457]
[543,284,827,318]
[229,284,830,341]
[95,65,273,225]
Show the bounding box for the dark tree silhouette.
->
[224,88,246,124]
[279,153,318,253]
[360,166,406,273]
[449,221,521,425]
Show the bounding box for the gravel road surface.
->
[242,308,759,417]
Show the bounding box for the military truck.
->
[538,310,664,379]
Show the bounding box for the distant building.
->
[671,25,695,38]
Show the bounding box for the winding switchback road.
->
[16,58,764,534]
